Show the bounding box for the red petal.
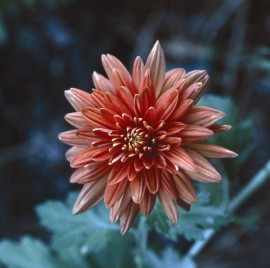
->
[104,179,128,207]
[130,176,146,203]
[145,168,160,194]
[139,190,156,216]
[165,122,186,135]
[155,88,179,121]
[166,147,197,173]
[71,144,111,167]
[180,125,213,143]
[169,99,193,121]
[108,162,128,185]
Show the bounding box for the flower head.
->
[59,41,237,234]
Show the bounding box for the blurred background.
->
[0,0,270,267]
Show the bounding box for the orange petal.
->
[145,41,166,97]
[73,176,107,214]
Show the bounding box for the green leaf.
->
[146,247,196,268]
[147,189,234,241]
[35,192,120,261]
[198,94,255,178]
[0,236,66,268]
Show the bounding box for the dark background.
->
[1,0,270,267]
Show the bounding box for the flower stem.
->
[187,159,270,258]
[134,216,148,268]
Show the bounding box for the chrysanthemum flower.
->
[59,41,237,234]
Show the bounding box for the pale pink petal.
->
[160,172,178,200]
[110,188,131,223]
[65,147,84,162]
[162,68,186,93]
[120,202,140,235]
[173,172,197,204]
[92,71,114,93]
[65,112,89,128]
[70,162,110,184]
[145,41,166,97]
[132,56,145,92]
[209,124,232,133]
[185,142,238,158]
[185,149,222,182]
[158,190,179,224]
[73,176,107,214]
[65,88,94,112]
[184,106,225,127]
[101,54,133,92]
[58,130,91,147]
